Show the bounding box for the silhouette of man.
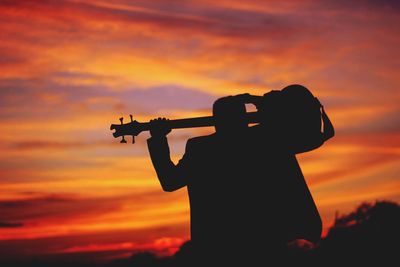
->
[147,85,334,265]
[241,84,334,246]
[147,96,251,265]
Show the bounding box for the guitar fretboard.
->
[139,111,260,131]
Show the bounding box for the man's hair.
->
[212,96,247,134]
[213,96,246,117]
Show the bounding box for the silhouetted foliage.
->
[315,200,400,266]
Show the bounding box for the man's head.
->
[213,96,247,135]
[258,84,321,138]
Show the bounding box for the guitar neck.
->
[140,111,260,131]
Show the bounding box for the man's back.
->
[182,132,293,264]
[148,127,322,265]
[248,125,322,243]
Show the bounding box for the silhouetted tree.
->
[316,200,400,266]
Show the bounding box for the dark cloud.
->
[0,156,113,180]
[0,77,217,120]
[0,221,23,228]
[323,0,400,11]
[0,194,77,208]
[9,140,114,150]
[0,190,183,224]
[0,193,87,222]
[0,222,188,263]
[340,108,400,135]
[0,53,26,65]
[124,85,218,113]
[50,71,102,80]
[0,0,312,40]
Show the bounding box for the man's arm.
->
[291,98,335,154]
[147,118,188,192]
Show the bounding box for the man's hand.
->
[315,97,323,108]
[235,93,262,107]
[315,97,327,115]
[235,93,251,103]
[149,118,172,138]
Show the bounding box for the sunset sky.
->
[0,0,399,263]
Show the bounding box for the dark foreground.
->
[3,200,399,267]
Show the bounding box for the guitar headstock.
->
[110,114,144,144]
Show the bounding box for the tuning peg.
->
[120,136,127,143]
[119,117,124,124]
[130,114,133,122]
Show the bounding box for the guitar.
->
[110,112,260,144]
[110,85,329,145]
